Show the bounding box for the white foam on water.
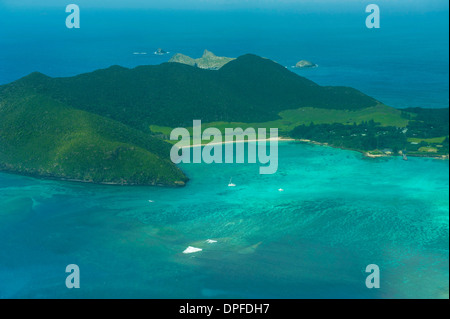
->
[206,239,217,244]
[183,246,202,254]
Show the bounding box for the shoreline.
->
[0,168,186,187]
[294,139,449,160]
[177,136,448,160]
[180,137,295,149]
[1,137,447,187]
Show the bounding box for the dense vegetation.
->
[402,107,449,139]
[0,53,447,186]
[291,121,407,153]
[291,108,449,156]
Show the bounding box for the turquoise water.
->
[0,3,448,299]
[0,142,448,298]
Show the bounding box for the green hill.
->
[2,54,378,130]
[0,89,187,186]
[168,53,197,67]
[1,53,445,186]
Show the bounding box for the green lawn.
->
[407,136,447,144]
[150,104,413,144]
[418,146,438,153]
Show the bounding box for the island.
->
[168,50,235,70]
[294,60,318,68]
[0,54,448,186]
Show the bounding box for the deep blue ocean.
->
[0,5,448,299]
[0,7,448,108]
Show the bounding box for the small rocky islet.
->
[293,60,318,68]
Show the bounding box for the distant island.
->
[0,54,448,186]
[154,48,169,55]
[293,60,318,68]
[168,50,235,70]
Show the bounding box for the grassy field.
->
[278,104,411,127]
[150,106,448,158]
[150,104,413,145]
[407,136,447,144]
[418,146,439,153]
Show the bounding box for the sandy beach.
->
[180,137,294,149]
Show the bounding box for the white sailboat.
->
[228,178,236,187]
